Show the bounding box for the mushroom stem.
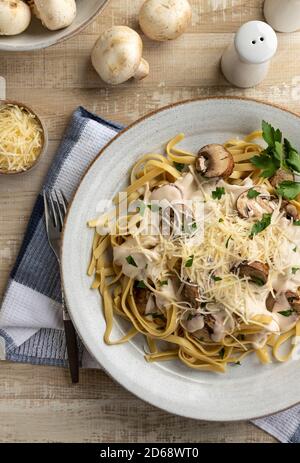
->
[134,58,150,80]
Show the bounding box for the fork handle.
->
[64,319,79,384]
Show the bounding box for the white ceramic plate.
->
[0,0,109,51]
[62,97,300,421]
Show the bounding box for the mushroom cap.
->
[33,0,76,31]
[236,187,277,219]
[286,291,300,314]
[0,0,31,35]
[281,201,300,221]
[235,261,269,285]
[92,26,145,85]
[139,0,192,42]
[196,144,234,178]
[270,169,294,188]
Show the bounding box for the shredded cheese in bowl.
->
[0,103,45,174]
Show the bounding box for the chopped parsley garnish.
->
[136,280,146,288]
[185,255,194,268]
[219,347,225,359]
[225,235,233,248]
[293,246,297,253]
[250,213,272,238]
[250,277,265,287]
[212,187,225,200]
[292,267,300,275]
[147,204,160,212]
[278,309,294,317]
[191,222,197,230]
[294,220,300,226]
[212,275,222,282]
[276,181,300,200]
[187,313,196,321]
[159,280,168,286]
[174,162,185,172]
[126,255,137,267]
[250,121,300,179]
[219,218,224,223]
[247,188,260,199]
[234,361,242,366]
[137,200,146,216]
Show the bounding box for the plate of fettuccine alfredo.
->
[62,97,300,421]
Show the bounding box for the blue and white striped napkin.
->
[0,106,299,442]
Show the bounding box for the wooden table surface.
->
[2,0,296,443]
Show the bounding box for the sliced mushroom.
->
[266,292,276,311]
[270,169,294,188]
[133,286,151,313]
[150,183,183,203]
[281,201,300,221]
[196,144,234,178]
[182,281,201,308]
[286,290,300,314]
[266,290,300,314]
[234,261,269,285]
[236,187,277,219]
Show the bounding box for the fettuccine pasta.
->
[88,124,300,373]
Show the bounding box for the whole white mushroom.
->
[0,0,31,35]
[91,26,149,85]
[32,0,76,31]
[139,0,192,41]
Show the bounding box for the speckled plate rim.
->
[0,0,110,51]
[62,97,300,422]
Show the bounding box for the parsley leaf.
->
[187,313,196,321]
[212,275,222,282]
[251,277,265,286]
[136,280,146,288]
[247,188,260,199]
[276,181,300,200]
[250,213,272,237]
[262,120,282,147]
[147,204,160,212]
[284,138,300,173]
[250,154,278,178]
[185,255,194,268]
[292,267,300,275]
[225,235,233,248]
[294,220,300,226]
[137,200,146,216]
[250,121,300,178]
[159,280,168,286]
[174,162,185,172]
[219,347,225,359]
[219,218,224,223]
[212,187,225,200]
[278,309,294,317]
[126,255,137,267]
[293,246,297,253]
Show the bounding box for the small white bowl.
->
[0,0,110,51]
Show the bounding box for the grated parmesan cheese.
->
[0,104,44,173]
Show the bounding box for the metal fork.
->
[43,189,79,384]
